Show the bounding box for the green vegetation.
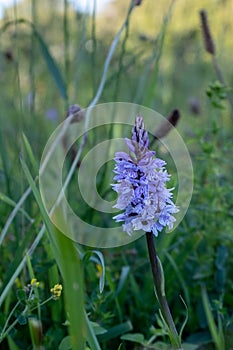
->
[0,0,233,349]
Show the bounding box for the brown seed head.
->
[66,104,85,123]
[154,109,180,141]
[133,0,143,6]
[200,10,215,55]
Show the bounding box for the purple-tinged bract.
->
[112,116,178,236]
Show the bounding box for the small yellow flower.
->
[50,284,63,299]
[96,264,102,278]
[30,278,40,288]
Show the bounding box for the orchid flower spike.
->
[112,115,178,236]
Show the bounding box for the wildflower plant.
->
[112,116,183,349]
[0,280,62,344]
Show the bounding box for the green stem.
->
[0,300,21,342]
[146,232,182,349]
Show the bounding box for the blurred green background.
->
[1,0,233,349]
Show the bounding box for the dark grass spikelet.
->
[4,50,14,62]
[167,109,180,128]
[66,104,85,123]
[200,10,215,55]
[153,109,180,141]
[133,0,143,6]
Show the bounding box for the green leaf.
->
[7,336,21,350]
[182,344,199,350]
[92,250,105,294]
[121,333,145,345]
[20,158,86,350]
[90,322,107,335]
[186,331,211,344]
[201,285,225,350]
[59,336,72,350]
[16,289,27,303]
[117,344,123,350]
[149,325,167,340]
[98,320,133,341]
[85,313,102,350]
[179,295,189,341]
[82,250,105,294]
[18,315,27,326]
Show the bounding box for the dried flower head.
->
[133,0,143,6]
[153,109,180,141]
[66,104,85,123]
[112,116,178,236]
[200,10,215,55]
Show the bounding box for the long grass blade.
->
[201,285,225,350]
[20,157,86,349]
[0,192,33,223]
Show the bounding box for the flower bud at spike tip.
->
[112,115,179,236]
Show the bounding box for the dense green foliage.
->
[0,0,233,349]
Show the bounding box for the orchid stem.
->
[146,232,182,349]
